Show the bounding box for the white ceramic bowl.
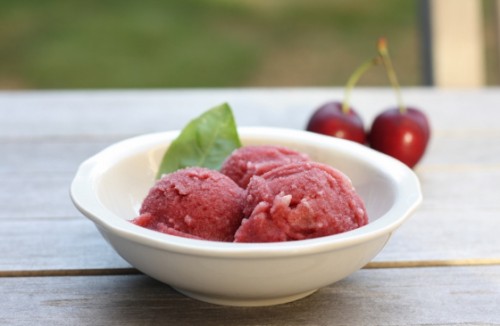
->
[70,127,422,307]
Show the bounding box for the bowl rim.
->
[70,127,422,258]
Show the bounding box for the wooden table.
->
[1,88,499,325]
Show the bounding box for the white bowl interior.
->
[96,130,396,225]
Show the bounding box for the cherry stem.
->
[377,37,406,113]
[342,57,380,114]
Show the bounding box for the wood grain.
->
[0,144,499,270]
[0,218,130,271]
[1,266,499,325]
[1,89,499,324]
[2,88,500,137]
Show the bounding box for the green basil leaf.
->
[156,103,241,179]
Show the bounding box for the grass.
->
[0,0,421,89]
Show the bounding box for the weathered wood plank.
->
[376,168,500,261]
[2,138,497,221]
[420,132,500,167]
[1,89,500,324]
[3,162,498,222]
[2,133,500,174]
[1,166,499,271]
[0,137,121,174]
[1,144,499,270]
[0,218,129,271]
[1,266,499,325]
[0,173,80,219]
[2,89,500,138]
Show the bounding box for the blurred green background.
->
[0,0,496,89]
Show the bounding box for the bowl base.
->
[173,287,318,307]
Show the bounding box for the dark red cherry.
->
[306,101,366,144]
[369,107,430,168]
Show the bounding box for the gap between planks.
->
[0,268,140,278]
[1,258,500,278]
